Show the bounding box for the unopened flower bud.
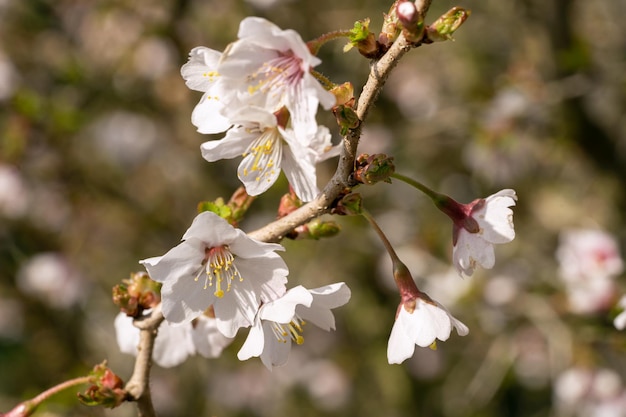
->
[277,189,303,218]
[425,7,471,42]
[305,218,341,239]
[397,1,424,42]
[112,272,161,317]
[333,104,360,136]
[354,153,395,185]
[329,82,355,107]
[334,193,363,216]
[345,18,382,59]
[287,218,340,240]
[198,187,255,226]
[77,362,126,409]
[379,3,402,49]
[226,186,255,224]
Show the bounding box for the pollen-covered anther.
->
[241,128,282,182]
[201,245,241,298]
[202,70,220,81]
[247,52,304,96]
[271,317,306,345]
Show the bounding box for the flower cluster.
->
[117,211,350,370]
[435,189,518,277]
[181,17,339,202]
[384,256,469,365]
[113,15,520,372]
[112,17,352,371]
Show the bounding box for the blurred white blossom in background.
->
[16,252,87,309]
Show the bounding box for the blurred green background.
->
[1,0,625,416]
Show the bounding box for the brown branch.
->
[124,305,164,417]
[248,33,414,243]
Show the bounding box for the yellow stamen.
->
[200,245,241,298]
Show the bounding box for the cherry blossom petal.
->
[259,286,312,323]
[453,230,496,276]
[181,47,222,92]
[475,189,517,244]
[297,283,351,331]
[191,93,232,134]
[182,211,239,244]
[387,314,417,364]
[237,318,266,360]
[191,315,234,358]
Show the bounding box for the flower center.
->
[247,51,304,97]
[240,127,282,183]
[270,316,306,345]
[195,245,242,298]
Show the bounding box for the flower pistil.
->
[196,245,242,297]
[247,52,304,96]
[272,316,306,345]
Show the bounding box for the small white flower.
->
[387,295,468,365]
[238,283,351,370]
[114,310,233,368]
[141,211,288,338]
[451,189,517,276]
[201,105,336,202]
[218,17,335,137]
[181,46,233,134]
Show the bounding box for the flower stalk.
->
[2,376,91,417]
[307,30,352,55]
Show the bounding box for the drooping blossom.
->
[217,17,335,137]
[387,261,468,364]
[140,211,288,338]
[201,105,338,202]
[114,308,233,368]
[237,283,351,370]
[180,46,232,134]
[387,292,468,364]
[438,189,517,276]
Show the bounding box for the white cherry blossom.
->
[218,17,335,137]
[451,189,517,276]
[387,295,468,365]
[238,283,351,370]
[201,105,337,202]
[140,211,288,338]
